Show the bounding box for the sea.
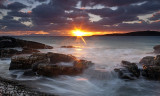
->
[0,36,160,96]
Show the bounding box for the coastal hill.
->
[93,31,160,36]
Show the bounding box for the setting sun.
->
[72,30,85,36]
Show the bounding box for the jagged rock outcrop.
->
[153,45,160,53]
[0,36,53,49]
[10,52,94,77]
[140,55,160,80]
[0,36,53,58]
[0,49,21,58]
[139,56,155,66]
[114,60,140,80]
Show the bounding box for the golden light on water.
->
[75,77,88,81]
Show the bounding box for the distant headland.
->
[93,31,160,36]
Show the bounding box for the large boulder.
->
[0,49,21,58]
[36,64,83,77]
[17,40,53,49]
[47,52,76,64]
[154,45,160,53]
[0,37,19,48]
[0,36,53,49]
[0,48,40,58]
[139,56,155,66]
[154,55,160,66]
[9,52,94,77]
[114,61,140,80]
[73,60,94,69]
[9,53,48,70]
[142,65,160,80]
[121,61,140,77]
[21,48,40,54]
[141,55,160,80]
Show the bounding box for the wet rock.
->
[153,45,160,53]
[61,46,76,48]
[0,37,19,48]
[36,64,82,77]
[142,65,160,80]
[154,55,160,66]
[139,56,154,66]
[9,52,94,77]
[73,60,94,69]
[0,49,21,58]
[0,48,40,58]
[9,53,48,70]
[141,55,160,80]
[0,36,53,49]
[34,54,94,77]
[114,68,137,80]
[48,52,76,64]
[121,60,140,77]
[17,40,53,49]
[114,60,140,80]
[32,60,49,72]
[22,48,40,54]
[9,55,31,70]
[23,69,37,76]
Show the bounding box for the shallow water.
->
[0,36,160,96]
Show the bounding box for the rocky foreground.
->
[0,36,94,95]
[1,36,160,95]
[114,43,160,80]
[115,49,160,80]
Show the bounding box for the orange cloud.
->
[27,11,32,14]
[35,31,49,35]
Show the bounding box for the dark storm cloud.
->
[31,4,69,26]
[2,15,13,19]
[89,0,160,17]
[96,15,139,25]
[49,0,77,10]
[0,0,5,5]
[88,1,160,25]
[113,21,160,31]
[7,2,27,11]
[0,16,28,31]
[0,0,160,34]
[81,0,142,7]
[0,0,7,9]
[0,4,6,9]
[88,8,124,17]
[35,0,46,2]
[66,11,89,18]
[8,11,31,17]
[32,4,64,18]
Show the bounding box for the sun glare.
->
[71,29,87,44]
[73,30,85,36]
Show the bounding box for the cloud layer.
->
[0,0,160,35]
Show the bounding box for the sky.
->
[0,0,160,36]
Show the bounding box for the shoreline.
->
[0,76,56,96]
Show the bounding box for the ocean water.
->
[1,36,160,96]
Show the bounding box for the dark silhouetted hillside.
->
[93,31,160,36]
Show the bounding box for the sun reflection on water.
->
[75,77,88,81]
